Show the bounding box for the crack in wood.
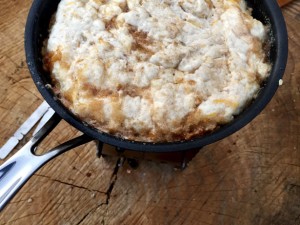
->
[105,157,123,204]
[6,212,43,224]
[75,206,99,225]
[288,183,300,191]
[280,163,300,168]
[52,178,107,194]
[34,173,107,194]
[75,157,123,225]
[20,85,41,100]
[6,202,49,225]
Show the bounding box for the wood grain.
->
[278,0,295,7]
[277,0,294,6]
[0,1,299,225]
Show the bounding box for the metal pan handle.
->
[0,113,93,211]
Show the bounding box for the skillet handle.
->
[0,113,93,211]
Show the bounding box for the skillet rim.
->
[24,0,288,152]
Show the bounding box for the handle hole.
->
[33,120,81,156]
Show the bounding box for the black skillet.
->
[0,0,288,211]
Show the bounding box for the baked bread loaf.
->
[43,0,271,142]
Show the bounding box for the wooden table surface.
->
[0,1,299,224]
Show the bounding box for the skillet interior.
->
[25,0,288,152]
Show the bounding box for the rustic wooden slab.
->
[0,1,299,224]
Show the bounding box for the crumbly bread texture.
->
[44,0,271,142]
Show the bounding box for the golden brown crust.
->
[128,25,155,57]
[43,50,62,71]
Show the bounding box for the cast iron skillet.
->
[0,0,288,211]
